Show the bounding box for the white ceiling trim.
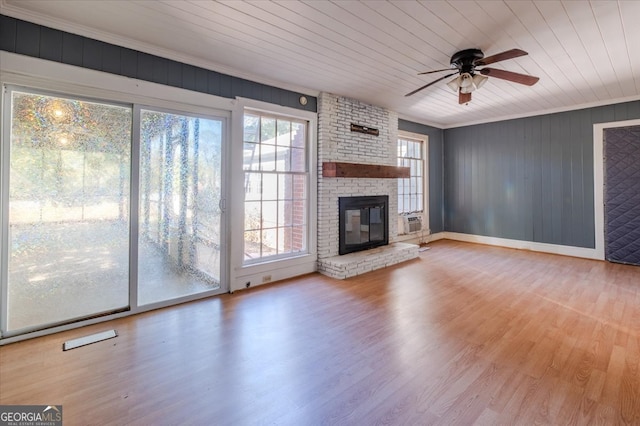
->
[438,94,640,129]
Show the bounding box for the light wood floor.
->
[1,240,639,425]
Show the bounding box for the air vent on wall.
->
[403,214,422,234]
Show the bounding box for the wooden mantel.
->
[322,162,410,178]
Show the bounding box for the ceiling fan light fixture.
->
[459,73,474,88]
[473,74,488,89]
[446,76,460,92]
[459,73,477,93]
[406,48,538,103]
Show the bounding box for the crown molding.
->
[438,94,640,129]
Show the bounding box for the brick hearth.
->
[317,242,418,279]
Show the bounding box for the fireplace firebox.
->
[339,196,388,255]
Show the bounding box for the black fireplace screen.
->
[339,195,388,255]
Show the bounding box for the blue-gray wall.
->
[0,15,317,112]
[443,101,640,248]
[398,119,445,233]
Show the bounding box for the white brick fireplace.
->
[317,93,418,279]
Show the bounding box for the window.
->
[242,111,308,263]
[1,85,227,338]
[137,108,224,305]
[397,136,426,214]
[3,89,131,334]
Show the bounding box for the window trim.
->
[241,109,311,264]
[397,130,429,235]
[230,98,317,291]
[0,52,234,343]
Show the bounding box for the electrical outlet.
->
[262,275,272,283]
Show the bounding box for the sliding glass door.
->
[137,109,223,305]
[2,90,132,335]
[1,88,226,338]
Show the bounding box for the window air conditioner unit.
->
[403,214,422,234]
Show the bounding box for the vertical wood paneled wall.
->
[0,15,317,112]
[443,101,640,248]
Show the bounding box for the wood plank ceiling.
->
[2,0,639,127]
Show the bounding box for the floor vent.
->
[63,330,117,351]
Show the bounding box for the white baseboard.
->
[423,232,446,243]
[439,232,603,260]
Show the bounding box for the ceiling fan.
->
[406,48,539,104]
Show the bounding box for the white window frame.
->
[229,98,317,292]
[241,110,310,264]
[0,52,319,337]
[0,51,235,343]
[397,131,429,236]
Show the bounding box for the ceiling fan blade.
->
[459,90,471,104]
[479,67,539,86]
[475,48,528,66]
[418,68,454,75]
[405,72,457,97]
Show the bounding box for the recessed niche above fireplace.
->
[339,196,389,255]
